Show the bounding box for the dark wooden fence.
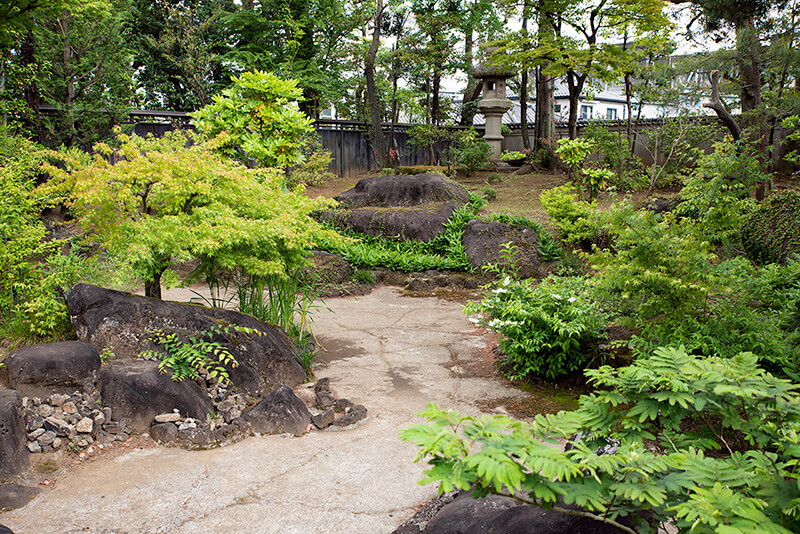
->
[85,108,789,176]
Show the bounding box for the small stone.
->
[37,404,54,418]
[49,394,68,407]
[102,407,112,421]
[76,417,93,433]
[68,413,81,425]
[334,398,353,413]
[316,390,335,409]
[77,439,88,447]
[311,408,335,429]
[333,404,368,427]
[27,442,42,453]
[52,438,62,449]
[38,430,57,446]
[43,417,71,436]
[87,446,94,454]
[26,415,44,432]
[103,421,122,434]
[85,435,94,444]
[94,412,106,426]
[150,422,178,443]
[28,428,45,441]
[62,401,78,414]
[154,412,181,423]
[115,432,129,442]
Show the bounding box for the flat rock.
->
[461,219,541,278]
[0,484,40,511]
[335,173,469,209]
[318,202,463,243]
[0,390,28,480]
[243,385,311,436]
[99,360,212,433]
[66,284,306,396]
[425,492,633,534]
[154,413,181,423]
[332,404,368,427]
[0,341,100,397]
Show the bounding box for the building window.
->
[554,104,562,113]
[606,108,617,120]
[580,105,593,119]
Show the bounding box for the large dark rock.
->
[1,341,100,397]
[335,173,469,209]
[316,174,470,243]
[66,284,306,396]
[319,202,462,243]
[461,220,541,278]
[99,360,213,433]
[243,385,311,436]
[425,492,631,534]
[0,390,28,480]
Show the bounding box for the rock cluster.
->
[307,378,368,430]
[22,391,126,454]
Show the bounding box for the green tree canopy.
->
[44,130,337,298]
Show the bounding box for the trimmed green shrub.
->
[742,190,800,265]
[540,184,600,245]
[465,275,609,380]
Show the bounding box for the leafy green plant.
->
[485,172,503,184]
[191,70,314,168]
[465,275,609,380]
[500,150,525,161]
[676,138,763,245]
[589,201,715,324]
[0,133,77,341]
[452,128,492,175]
[480,186,497,201]
[140,324,260,386]
[45,130,338,299]
[401,346,800,534]
[742,190,800,265]
[285,147,336,190]
[540,184,600,245]
[353,269,377,284]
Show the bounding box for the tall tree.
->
[33,0,133,147]
[365,0,387,167]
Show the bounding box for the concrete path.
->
[2,286,528,534]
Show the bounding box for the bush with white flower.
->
[465,275,609,379]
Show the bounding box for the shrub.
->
[742,190,800,265]
[589,202,715,324]
[353,269,377,284]
[677,139,762,245]
[500,150,525,161]
[539,184,600,245]
[485,172,503,184]
[480,186,497,201]
[191,71,314,168]
[285,134,336,189]
[0,133,76,341]
[453,128,492,175]
[465,275,609,380]
[401,346,800,534]
[45,130,338,299]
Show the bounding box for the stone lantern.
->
[473,48,515,162]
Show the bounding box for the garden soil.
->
[1,286,531,534]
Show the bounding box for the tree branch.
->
[703,70,741,140]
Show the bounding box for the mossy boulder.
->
[742,190,800,264]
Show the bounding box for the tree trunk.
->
[144,272,162,300]
[459,27,479,126]
[432,73,441,126]
[61,12,76,147]
[21,29,41,140]
[519,10,530,152]
[365,0,386,168]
